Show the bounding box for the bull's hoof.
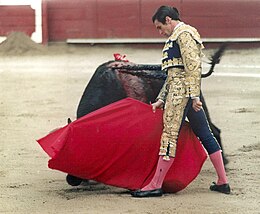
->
[223,156,229,165]
[66,174,83,186]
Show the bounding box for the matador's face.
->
[154,18,173,37]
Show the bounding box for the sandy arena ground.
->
[0,42,259,214]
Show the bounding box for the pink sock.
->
[209,150,228,185]
[141,156,174,191]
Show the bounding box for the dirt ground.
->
[0,41,259,214]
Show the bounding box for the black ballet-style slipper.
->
[131,188,163,198]
[210,182,231,194]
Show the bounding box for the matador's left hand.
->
[192,98,202,112]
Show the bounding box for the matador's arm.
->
[177,31,202,98]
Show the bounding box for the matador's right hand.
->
[192,98,202,112]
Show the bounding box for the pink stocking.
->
[209,150,228,185]
[141,156,174,191]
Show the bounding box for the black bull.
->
[67,45,228,186]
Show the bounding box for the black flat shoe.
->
[210,182,231,194]
[131,188,163,198]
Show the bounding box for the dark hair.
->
[152,6,181,23]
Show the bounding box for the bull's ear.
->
[67,118,72,124]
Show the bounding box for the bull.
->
[67,45,228,186]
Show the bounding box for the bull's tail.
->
[202,43,228,78]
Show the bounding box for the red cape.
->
[37,98,207,193]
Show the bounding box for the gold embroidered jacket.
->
[157,22,204,102]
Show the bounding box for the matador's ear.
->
[165,16,172,23]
